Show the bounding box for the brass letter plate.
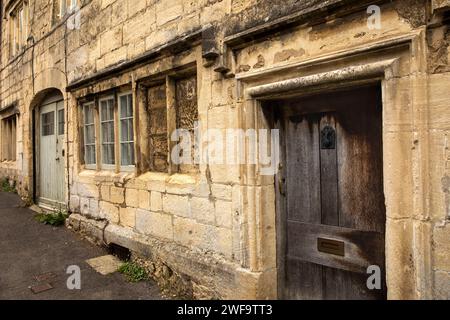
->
[317,238,345,256]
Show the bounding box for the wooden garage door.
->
[277,85,386,300]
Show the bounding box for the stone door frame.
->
[236,30,432,299]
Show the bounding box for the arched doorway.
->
[35,91,65,209]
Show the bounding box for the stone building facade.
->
[0,0,450,299]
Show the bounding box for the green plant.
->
[35,210,68,226]
[0,178,16,193]
[118,262,149,283]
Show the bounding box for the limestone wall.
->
[0,0,449,299]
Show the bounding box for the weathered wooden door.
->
[277,86,386,300]
[39,97,65,208]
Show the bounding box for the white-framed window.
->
[83,103,96,168]
[1,115,17,162]
[99,96,116,168]
[118,92,135,169]
[69,0,78,11]
[9,1,29,57]
[59,0,67,17]
[60,0,78,18]
[81,92,136,171]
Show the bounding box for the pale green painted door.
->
[39,99,65,208]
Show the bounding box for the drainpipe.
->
[63,19,71,213]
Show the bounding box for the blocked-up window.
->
[145,73,199,174]
[100,97,115,166]
[83,103,96,166]
[175,75,199,174]
[119,93,134,167]
[148,84,168,172]
[1,115,17,162]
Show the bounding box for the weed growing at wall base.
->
[0,178,16,193]
[118,262,149,283]
[35,210,68,226]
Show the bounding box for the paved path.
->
[0,192,163,300]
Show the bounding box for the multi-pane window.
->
[100,97,115,166]
[9,2,29,57]
[1,116,17,162]
[119,93,134,167]
[81,93,135,170]
[83,103,96,166]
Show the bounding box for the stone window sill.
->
[137,171,198,185]
[79,169,135,183]
[0,160,17,166]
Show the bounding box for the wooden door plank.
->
[319,114,339,226]
[283,112,323,300]
[323,266,386,300]
[336,88,385,233]
[287,221,385,274]
[284,259,323,300]
[285,113,321,223]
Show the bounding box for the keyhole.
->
[321,126,336,149]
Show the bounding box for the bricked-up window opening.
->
[148,84,168,173]
[175,75,199,174]
[42,112,55,136]
[119,93,135,167]
[99,97,116,166]
[83,103,96,166]
[9,1,30,58]
[1,115,17,162]
[144,72,199,174]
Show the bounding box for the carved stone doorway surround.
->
[237,30,432,299]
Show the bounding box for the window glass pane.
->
[58,109,65,135]
[127,95,133,114]
[100,98,115,165]
[102,144,115,165]
[119,94,134,167]
[120,96,128,117]
[100,101,107,119]
[83,104,96,165]
[109,122,115,142]
[120,119,128,142]
[85,125,94,144]
[84,104,95,124]
[121,144,129,166]
[42,111,55,136]
[120,142,134,166]
[19,8,23,47]
[60,0,67,16]
[85,145,95,165]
